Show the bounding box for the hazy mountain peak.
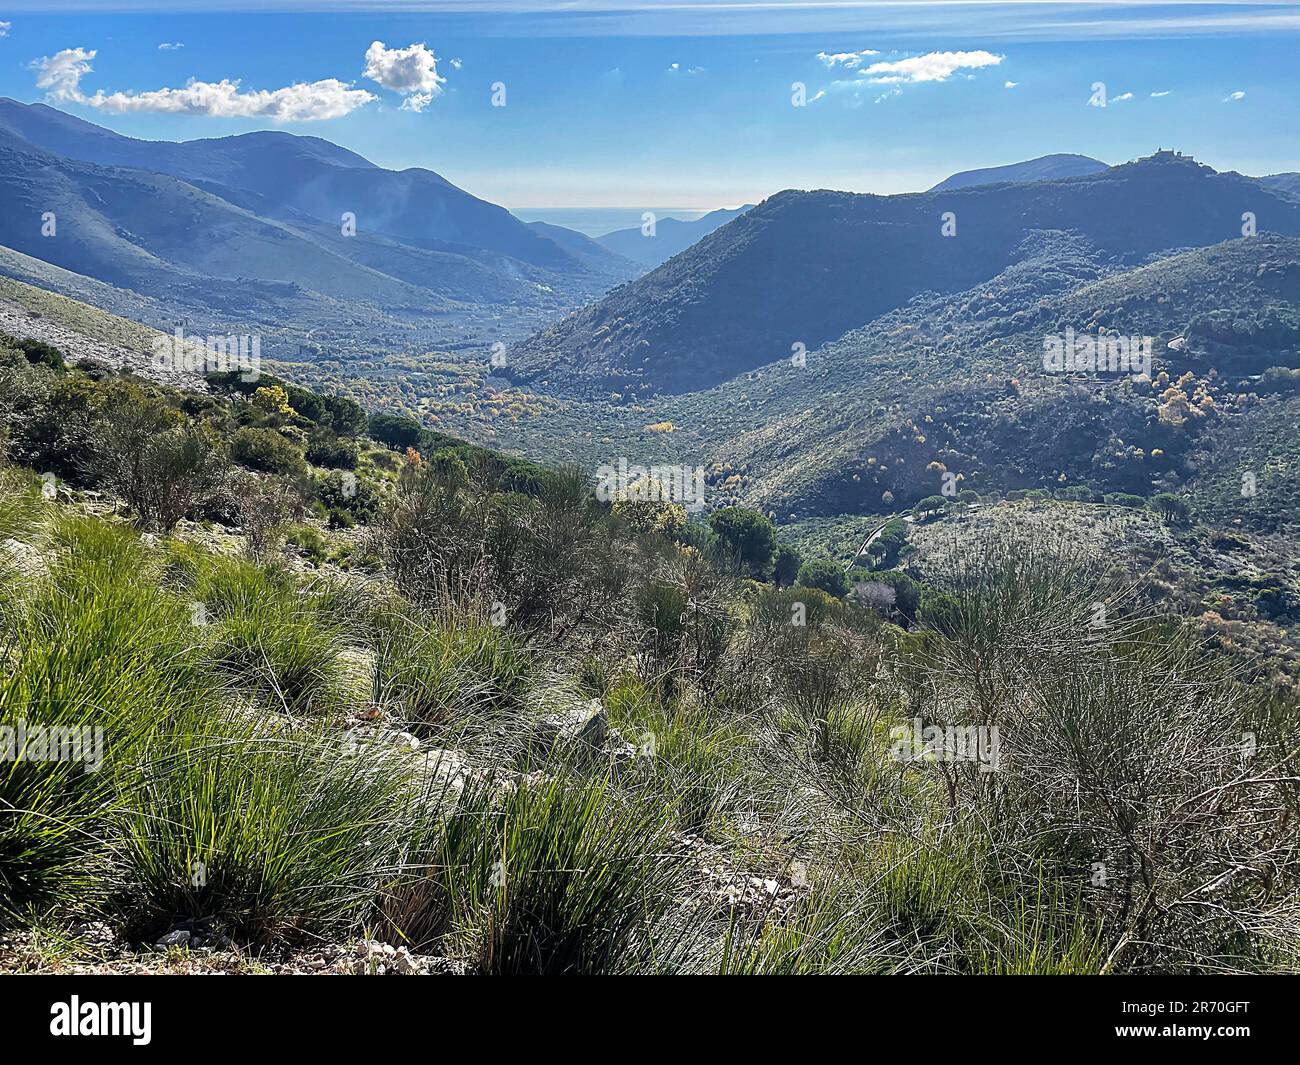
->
[929,153,1109,193]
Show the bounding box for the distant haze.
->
[511,207,716,238]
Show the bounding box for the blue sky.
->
[2,3,1297,209]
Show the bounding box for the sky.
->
[2,2,1298,212]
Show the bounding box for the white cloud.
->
[1224,90,1246,102]
[1004,80,1018,89]
[450,58,463,71]
[860,50,1004,85]
[824,49,1004,101]
[363,40,446,110]
[0,21,11,38]
[30,47,375,121]
[31,47,96,101]
[816,49,879,69]
[1112,91,1134,102]
[85,81,374,121]
[158,42,184,51]
[1150,90,1171,98]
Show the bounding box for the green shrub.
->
[305,431,359,470]
[367,412,423,450]
[229,426,306,476]
[796,557,848,598]
[709,507,777,580]
[2,333,65,371]
[773,542,803,588]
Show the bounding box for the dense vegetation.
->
[2,331,1297,975]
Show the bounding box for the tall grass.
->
[0,517,212,923]
[112,722,415,942]
[174,553,354,716]
[379,770,691,973]
[371,611,531,742]
[606,677,746,833]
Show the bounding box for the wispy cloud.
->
[1004,80,1018,89]
[859,50,1004,85]
[822,48,1005,104]
[1224,89,1247,101]
[31,46,375,121]
[816,48,878,69]
[13,3,1294,44]
[0,21,11,38]
[1112,91,1134,102]
[1150,89,1171,97]
[158,42,184,51]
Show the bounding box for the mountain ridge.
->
[506,152,1300,398]
[929,153,1109,192]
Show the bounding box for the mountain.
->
[929,153,1109,192]
[1260,173,1300,196]
[689,232,1300,519]
[526,220,636,277]
[0,100,638,356]
[0,99,576,271]
[595,205,754,269]
[507,153,1300,398]
[452,233,1300,532]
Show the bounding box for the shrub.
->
[382,463,628,637]
[229,426,306,476]
[2,333,65,371]
[228,474,305,562]
[368,412,423,450]
[708,507,776,580]
[796,557,849,598]
[305,430,358,470]
[315,469,379,525]
[251,385,293,416]
[773,542,803,588]
[95,423,228,533]
[751,585,846,629]
[853,569,920,621]
[918,588,962,635]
